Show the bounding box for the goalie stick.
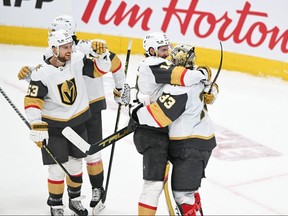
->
[164,162,178,216]
[208,41,223,94]
[163,161,204,216]
[0,85,82,183]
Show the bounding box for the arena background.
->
[0,0,287,80]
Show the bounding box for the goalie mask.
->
[170,44,196,69]
[143,32,170,56]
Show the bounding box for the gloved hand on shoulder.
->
[18,65,41,81]
[113,83,131,106]
[18,66,31,80]
[128,99,144,123]
[196,66,212,81]
[203,83,219,104]
[30,121,49,148]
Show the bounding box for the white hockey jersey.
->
[76,39,125,110]
[135,83,216,149]
[43,38,125,112]
[24,50,110,128]
[137,56,207,103]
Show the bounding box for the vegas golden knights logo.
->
[57,78,77,105]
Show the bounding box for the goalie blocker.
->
[62,118,138,155]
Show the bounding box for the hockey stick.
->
[102,39,133,203]
[62,123,136,155]
[163,161,204,216]
[163,162,177,216]
[0,85,82,183]
[208,41,223,94]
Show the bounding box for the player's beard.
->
[58,53,71,62]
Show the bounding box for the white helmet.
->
[48,15,77,36]
[143,32,170,56]
[48,29,73,50]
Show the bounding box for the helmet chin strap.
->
[56,57,65,66]
[53,49,65,66]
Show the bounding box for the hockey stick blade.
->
[62,124,135,155]
[62,126,90,153]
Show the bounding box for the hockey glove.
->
[129,99,144,123]
[18,66,32,80]
[30,121,49,148]
[203,83,219,104]
[196,66,212,81]
[91,40,107,55]
[113,83,131,106]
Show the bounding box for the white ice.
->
[0,44,288,215]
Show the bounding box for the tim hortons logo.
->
[82,0,287,53]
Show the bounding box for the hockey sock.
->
[86,160,104,188]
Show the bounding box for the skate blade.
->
[92,201,105,215]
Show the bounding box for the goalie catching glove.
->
[30,121,49,148]
[203,82,219,104]
[113,83,131,105]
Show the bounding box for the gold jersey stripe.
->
[170,133,215,140]
[89,96,105,104]
[42,106,90,122]
[24,97,44,110]
[110,55,122,73]
[171,67,187,86]
[93,60,107,78]
[148,103,172,127]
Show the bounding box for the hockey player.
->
[18,15,129,213]
[131,32,213,215]
[130,44,219,216]
[24,29,111,216]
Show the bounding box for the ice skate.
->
[69,196,88,216]
[90,187,106,215]
[50,205,64,216]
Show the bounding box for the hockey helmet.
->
[170,44,196,69]
[143,32,170,56]
[48,15,77,36]
[48,29,73,50]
